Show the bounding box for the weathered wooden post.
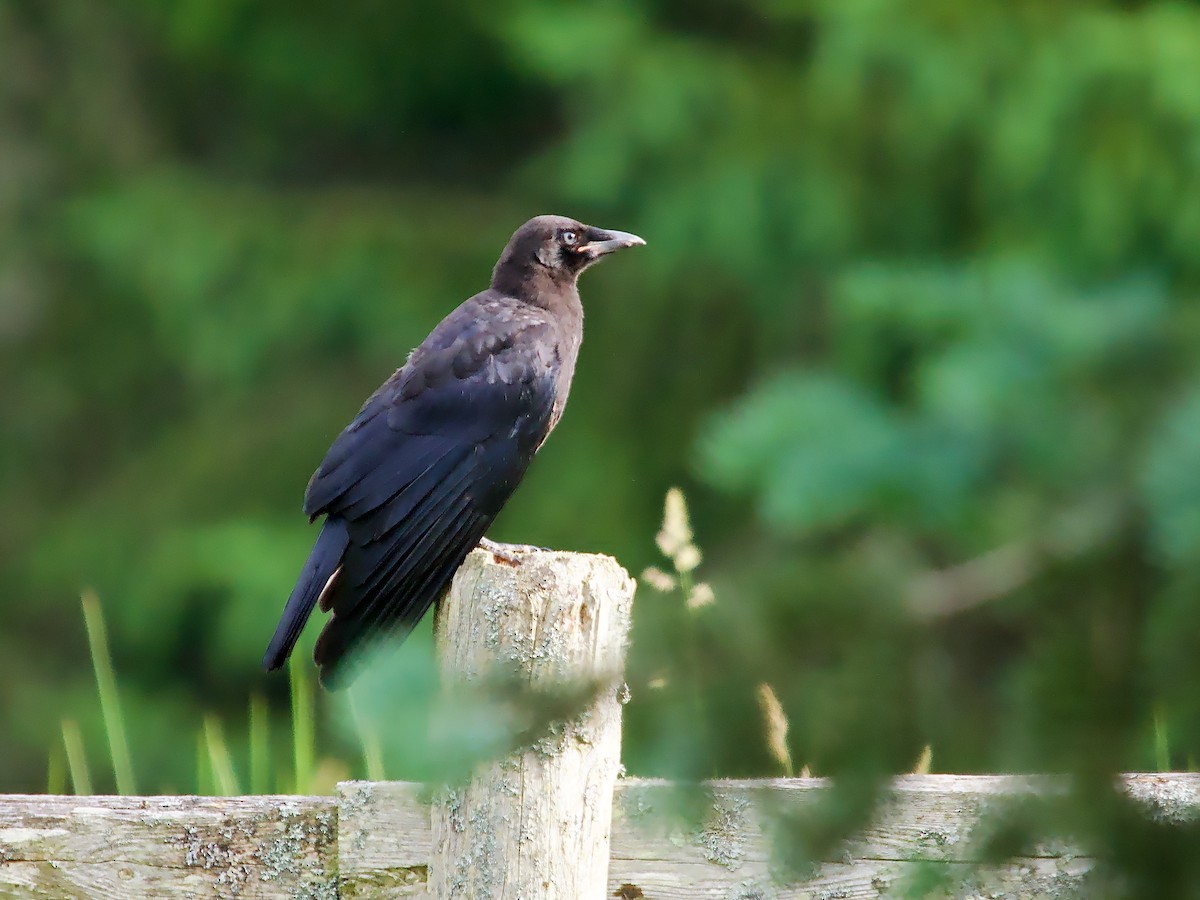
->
[428,547,636,900]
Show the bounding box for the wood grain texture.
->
[4,775,1199,898]
[334,774,1200,899]
[336,782,429,899]
[0,794,337,899]
[427,547,637,900]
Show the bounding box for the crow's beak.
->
[579,228,646,257]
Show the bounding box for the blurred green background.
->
[5,0,1200,871]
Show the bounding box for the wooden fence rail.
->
[4,775,1199,898]
[5,550,1199,898]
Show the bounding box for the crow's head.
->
[493,215,644,294]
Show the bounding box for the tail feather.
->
[262,518,349,671]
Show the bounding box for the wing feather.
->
[264,291,562,686]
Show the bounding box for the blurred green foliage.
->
[5,0,1200,892]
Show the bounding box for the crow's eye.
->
[561,231,578,246]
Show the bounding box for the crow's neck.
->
[491,260,581,316]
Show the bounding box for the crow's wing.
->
[265,299,560,688]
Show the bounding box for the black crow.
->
[263,215,644,687]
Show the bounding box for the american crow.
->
[263,215,644,687]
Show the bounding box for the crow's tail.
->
[262,518,348,671]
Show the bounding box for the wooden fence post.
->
[427,547,636,900]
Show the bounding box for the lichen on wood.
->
[0,794,337,899]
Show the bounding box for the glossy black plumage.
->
[263,215,644,687]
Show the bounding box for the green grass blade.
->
[81,589,136,794]
[290,659,314,794]
[249,693,270,795]
[61,719,92,796]
[348,689,386,782]
[48,739,67,794]
[203,715,241,796]
[1154,703,1170,772]
[196,728,213,795]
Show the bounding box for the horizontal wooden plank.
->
[3,775,1197,898]
[0,794,338,899]
[605,856,1094,900]
[335,774,1200,898]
